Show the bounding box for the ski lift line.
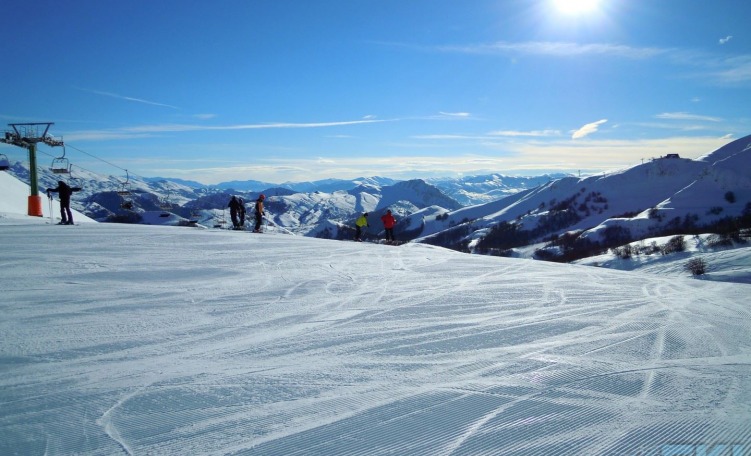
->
[64,144,127,173]
[32,148,98,178]
[35,145,138,193]
[46,142,136,185]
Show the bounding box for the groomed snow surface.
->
[1,218,750,455]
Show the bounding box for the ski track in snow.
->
[1,223,750,455]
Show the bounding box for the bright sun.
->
[552,0,600,15]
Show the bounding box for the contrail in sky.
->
[75,87,180,110]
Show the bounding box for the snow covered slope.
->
[1,218,749,455]
[417,135,751,252]
[0,170,95,223]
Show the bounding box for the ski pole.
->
[48,193,54,224]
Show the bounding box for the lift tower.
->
[1,123,64,216]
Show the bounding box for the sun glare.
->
[552,0,600,15]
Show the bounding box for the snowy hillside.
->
[581,134,751,243]
[1,207,750,455]
[0,171,95,224]
[416,135,751,259]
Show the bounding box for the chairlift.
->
[158,190,173,217]
[51,147,70,174]
[188,209,200,224]
[118,170,134,209]
[0,153,9,170]
[67,165,83,189]
[117,170,132,196]
[213,209,227,228]
[159,190,172,210]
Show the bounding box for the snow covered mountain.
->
[415,135,751,261]
[4,161,465,235]
[263,179,462,238]
[4,134,749,262]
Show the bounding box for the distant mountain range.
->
[5,134,749,263]
[6,161,567,231]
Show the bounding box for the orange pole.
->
[28,195,43,217]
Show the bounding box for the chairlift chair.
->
[189,209,200,224]
[117,171,135,209]
[117,169,132,196]
[67,166,83,189]
[50,147,70,174]
[51,157,70,174]
[117,184,131,196]
[213,209,227,228]
[159,190,172,210]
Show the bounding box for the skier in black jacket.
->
[228,195,245,229]
[47,180,82,225]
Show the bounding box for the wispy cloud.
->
[122,119,389,133]
[156,136,733,184]
[75,88,180,110]
[66,118,391,141]
[438,112,471,118]
[436,41,666,60]
[411,134,483,140]
[655,112,722,122]
[488,129,561,137]
[572,119,607,139]
[709,55,751,84]
[395,39,751,85]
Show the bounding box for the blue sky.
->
[1,0,749,184]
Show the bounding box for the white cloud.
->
[164,135,733,184]
[571,119,607,139]
[437,41,666,60]
[719,36,733,45]
[488,129,561,137]
[655,112,722,122]
[711,55,751,84]
[438,112,471,118]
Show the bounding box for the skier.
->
[47,180,82,225]
[253,194,265,232]
[381,209,396,243]
[354,212,369,241]
[228,195,244,229]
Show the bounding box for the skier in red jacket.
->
[381,209,396,243]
